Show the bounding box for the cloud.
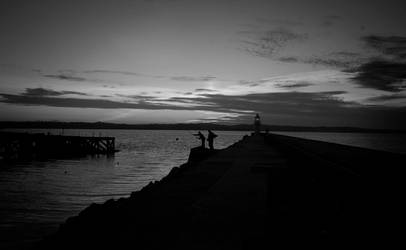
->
[237,73,340,90]
[1,89,347,115]
[0,87,218,111]
[82,69,217,82]
[242,27,364,68]
[278,57,299,63]
[42,74,88,82]
[329,51,361,57]
[275,81,314,89]
[237,79,269,87]
[166,91,349,117]
[170,76,216,82]
[44,69,219,83]
[0,93,190,110]
[102,85,116,89]
[38,69,164,85]
[351,60,406,92]
[347,35,406,92]
[241,28,308,58]
[302,56,361,68]
[194,88,217,92]
[290,51,365,68]
[238,80,253,85]
[240,16,365,68]
[81,70,164,78]
[116,94,159,101]
[185,92,406,128]
[36,70,106,83]
[23,88,89,97]
[362,35,406,59]
[241,22,380,70]
[83,70,140,75]
[367,94,406,102]
[2,89,406,128]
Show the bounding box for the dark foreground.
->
[34,133,405,249]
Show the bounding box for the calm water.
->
[1,129,405,249]
[0,129,248,250]
[273,131,406,155]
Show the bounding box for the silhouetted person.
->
[254,113,261,134]
[193,131,206,148]
[207,130,217,150]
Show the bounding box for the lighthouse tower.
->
[254,113,261,134]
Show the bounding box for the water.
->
[0,129,249,250]
[273,131,406,155]
[1,129,405,249]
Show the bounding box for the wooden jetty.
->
[0,132,117,160]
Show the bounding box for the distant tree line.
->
[0,121,405,133]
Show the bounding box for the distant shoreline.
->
[1,121,405,134]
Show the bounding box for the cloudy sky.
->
[1,0,406,128]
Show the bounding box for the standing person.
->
[254,113,261,134]
[193,131,206,148]
[207,130,218,150]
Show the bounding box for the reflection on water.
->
[0,129,248,249]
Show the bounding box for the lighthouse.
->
[254,113,261,134]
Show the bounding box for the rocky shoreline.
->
[34,144,228,249]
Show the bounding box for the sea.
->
[1,129,405,249]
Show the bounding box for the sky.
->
[1,0,406,128]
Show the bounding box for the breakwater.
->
[34,133,405,249]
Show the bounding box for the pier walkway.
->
[36,133,405,249]
[179,135,284,249]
